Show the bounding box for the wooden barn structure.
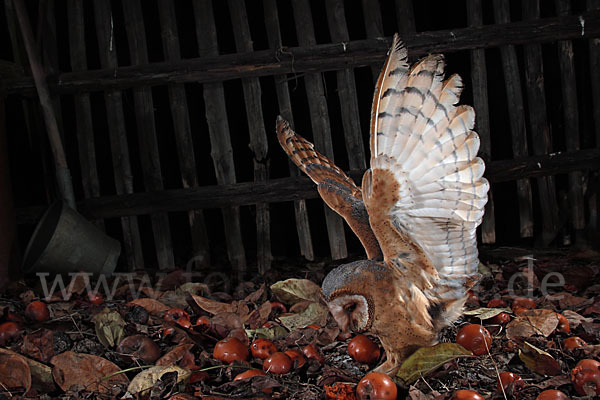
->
[0,0,599,283]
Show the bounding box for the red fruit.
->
[302,343,324,363]
[325,382,356,399]
[117,335,161,364]
[563,336,586,351]
[535,389,569,400]
[234,369,272,394]
[234,369,266,380]
[195,316,210,327]
[347,334,380,364]
[356,372,397,400]
[452,389,485,400]
[456,324,492,356]
[0,321,20,345]
[250,338,277,360]
[263,352,292,374]
[497,371,525,393]
[87,291,103,305]
[305,324,321,330]
[24,301,50,322]
[556,313,570,334]
[572,368,600,396]
[489,312,511,325]
[227,328,249,347]
[163,308,191,328]
[213,337,249,364]
[487,298,508,308]
[512,297,536,310]
[574,359,600,371]
[284,349,306,368]
[512,305,529,316]
[270,301,287,313]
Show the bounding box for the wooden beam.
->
[15,148,600,224]
[5,11,600,95]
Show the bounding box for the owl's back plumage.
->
[277,33,488,374]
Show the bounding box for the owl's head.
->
[322,260,382,333]
[327,290,374,333]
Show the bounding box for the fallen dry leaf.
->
[156,343,195,367]
[243,283,266,304]
[127,297,171,316]
[506,309,559,340]
[51,351,128,393]
[0,348,55,393]
[93,308,126,348]
[0,352,32,394]
[270,278,323,305]
[125,365,190,397]
[20,328,54,363]
[396,343,472,385]
[518,342,562,376]
[278,302,329,331]
[190,293,236,315]
[561,309,593,329]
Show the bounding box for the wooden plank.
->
[292,0,347,260]
[92,0,144,270]
[7,12,600,95]
[122,0,174,270]
[360,0,385,80]
[555,0,585,241]
[228,0,271,274]
[67,0,103,230]
[12,148,598,224]
[156,0,210,267]
[325,0,367,171]
[192,0,246,274]
[467,0,495,244]
[492,0,534,238]
[522,0,560,245]
[263,0,314,261]
[588,0,600,232]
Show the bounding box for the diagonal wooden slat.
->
[292,0,347,260]
[156,0,210,267]
[264,0,315,261]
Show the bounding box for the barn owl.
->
[276,34,488,375]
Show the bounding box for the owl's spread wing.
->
[363,34,489,300]
[276,117,382,260]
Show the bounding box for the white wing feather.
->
[366,34,489,302]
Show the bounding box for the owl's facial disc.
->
[328,294,372,333]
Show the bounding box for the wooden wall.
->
[1,0,599,278]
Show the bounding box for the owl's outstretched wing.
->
[276,117,382,260]
[363,34,489,305]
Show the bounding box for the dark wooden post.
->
[292,0,348,260]
[264,0,315,261]
[522,0,560,245]
[156,0,210,267]
[555,0,585,244]
[0,95,18,289]
[587,0,600,233]
[192,0,247,276]
[93,0,145,270]
[467,0,496,244]
[361,0,385,81]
